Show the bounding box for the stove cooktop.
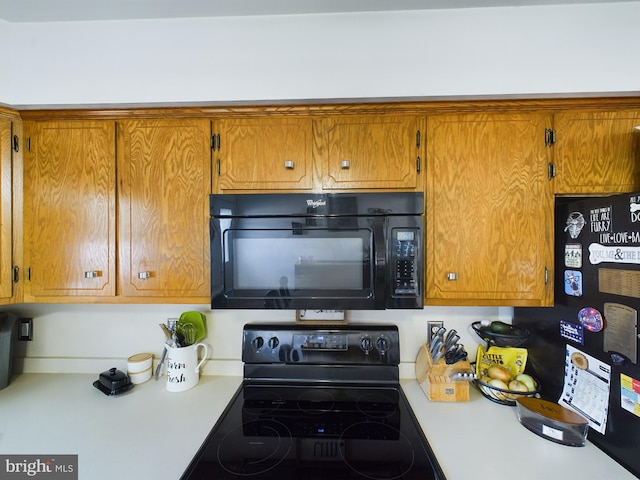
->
[180,383,443,479]
[180,324,445,480]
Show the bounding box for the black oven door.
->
[211,216,380,310]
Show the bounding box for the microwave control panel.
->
[392,229,419,297]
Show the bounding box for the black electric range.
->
[180,324,445,480]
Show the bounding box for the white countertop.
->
[0,373,635,480]
[401,381,636,480]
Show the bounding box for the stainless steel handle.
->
[341,160,351,169]
[138,271,151,279]
[284,160,295,169]
[84,271,99,278]
[446,272,458,281]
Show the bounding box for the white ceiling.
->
[0,0,629,23]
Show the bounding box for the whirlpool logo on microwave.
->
[306,199,326,208]
[1,455,77,479]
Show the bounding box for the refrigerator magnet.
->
[620,373,640,417]
[578,307,604,332]
[565,244,583,268]
[564,270,583,297]
[565,212,586,239]
[603,303,637,364]
[560,319,584,344]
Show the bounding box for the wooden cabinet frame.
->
[15,96,640,305]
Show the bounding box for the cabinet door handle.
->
[284,160,295,169]
[138,271,151,279]
[85,271,100,278]
[341,160,351,169]
[446,272,458,281]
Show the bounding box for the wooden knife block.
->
[415,343,471,402]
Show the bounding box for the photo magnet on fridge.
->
[565,244,583,268]
[564,270,583,297]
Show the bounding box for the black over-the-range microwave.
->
[209,192,423,310]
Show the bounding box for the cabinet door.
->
[0,119,13,300]
[426,113,553,306]
[117,119,211,299]
[316,115,423,190]
[554,110,640,194]
[24,121,116,298]
[213,117,313,192]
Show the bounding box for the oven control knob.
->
[376,336,391,354]
[360,336,374,354]
[252,336,264,350]
[268,336,279,349]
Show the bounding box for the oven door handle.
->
[372,218,387,309]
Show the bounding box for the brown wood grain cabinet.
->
[425,112,554,306]
[23,121,117,300]
[212,117,314,192]
[16,97,640,306]
[23,119,211,303]
[314,115,424,190]
[0,118,14,301]
[117,119,211,301]
[552,110,640,194]
[212,114,423,193]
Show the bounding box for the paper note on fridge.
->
[561,345,611,435]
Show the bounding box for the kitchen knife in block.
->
[415,343,471,402]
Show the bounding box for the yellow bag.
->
[475,344,528,379]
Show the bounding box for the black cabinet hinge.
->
[416,156,421,174]
[548,163,556,180]
[416,130,421,148]
[26,137,31,151]
[544,128,556,147]
[216,158,221,176]
[26,267,31,281]
[12,266,19,283]
[12,135,19,152]
[211,133,221,151]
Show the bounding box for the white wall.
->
[7,303,512,378]
[3,3,636,376]
[5,2,640,107]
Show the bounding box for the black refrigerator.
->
[514,192,640,478]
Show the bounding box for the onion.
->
[487,365,511,382]
[515,373,537,392]
[508,379,528,392]
[488,379,509,400]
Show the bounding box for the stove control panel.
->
[295,333,348,351]
[242,324,400,365]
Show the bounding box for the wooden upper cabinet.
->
[117,119,211,300]
[0,119,13,301]
[24,121,116,299]
[213,117,313,192]
[553,110,640,194]
[315,115,424,190]
[426,112,554,306]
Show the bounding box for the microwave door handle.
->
[372,219,387,309]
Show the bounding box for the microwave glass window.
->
[224,229,371,296]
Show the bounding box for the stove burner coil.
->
[217,419,293,476]
[339,422,415,480]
